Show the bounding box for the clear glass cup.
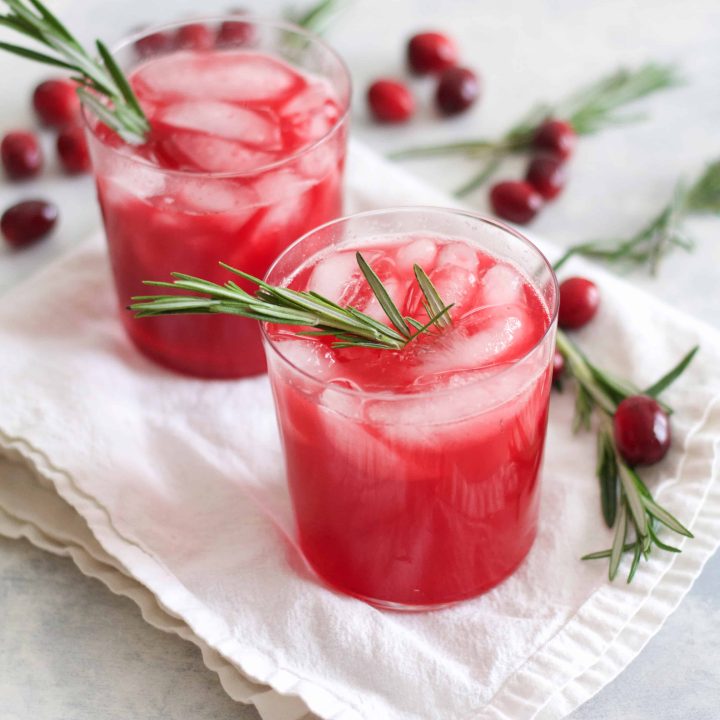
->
[262,207,559,610]
[85,17,351,378]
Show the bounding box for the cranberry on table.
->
[57,125,91,174]
[1,200,58,248]
[407,31,459,74]
[175,23,216,51]
[1,131,43,180]
[367,79,415,123]
[134,30,173,58]
[216,19,255,47]
[558,276,600,329]
[489,181,543,224]
[32,79,80,128]
[526,153,567,200]
[614,396,671,466]
[552,349,565,382]
[532,119,577,161]
[435,66,479,115]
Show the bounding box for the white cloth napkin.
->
[1,140,720,720]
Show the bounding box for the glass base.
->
[343,594,459,612]
[298,529,537,612]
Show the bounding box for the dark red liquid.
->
[88,49,346,377]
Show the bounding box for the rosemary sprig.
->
[130,253,453,351]
[390,63,681,197]
[290,0,349,34]
[0,0,150,144]
[556,329,698,581]
[554,160,720,274]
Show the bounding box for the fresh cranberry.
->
[1,200,58,248]
[407,32,459,74]
[175,23,215,51]
[552,350,565,382]
[32,79,80,128]
[435,66,479,115]
[134,30,173,58]
[216,19,255,47]
[489,181,543,224]
[558,277,600,329]
[367,79,415,123]
[57,125,91,174]
[1,131,43,180]
[614,396,671,466]
[526,153,567,200]
[533,119,577,160]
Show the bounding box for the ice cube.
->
[436,241,479,272]
[406,264,478,319]
[249,169,317,240]
[164,131,275,173]
[307,251,359,303]
[480,263,524,307]
[252,168,317,207]
[456,306,533,366]
[413,305,533,376]
[172,177,260,216]
[282,81,339,142]
[362,275,405,323]
[133,50,299,104]
[296,142,338,181]
[395,236,438,274]
[272,337,338,382]
[100,163,166,204]
[159,101,282,149]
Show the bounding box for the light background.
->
[1,1,719,718]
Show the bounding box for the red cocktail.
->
[86,19,350,377]
[263,208,558,609]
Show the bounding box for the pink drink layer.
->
[266,234,554,607]
[90,49,345,377]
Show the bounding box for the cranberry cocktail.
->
[86,19,349,377]
[263,208,559,609]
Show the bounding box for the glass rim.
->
[82,15,352,180]
[261,205,560,402]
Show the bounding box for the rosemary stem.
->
[556,330,617,414]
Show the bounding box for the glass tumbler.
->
[262,208,559,609]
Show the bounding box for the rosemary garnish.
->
[556,329,698,582]
[390,63,681,197]
[130,253,453,351]
[0,0,150,144]
[290,0,349,34]
[554,159,720,274]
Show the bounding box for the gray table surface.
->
[2,0,719,718]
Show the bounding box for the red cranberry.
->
[1,200,58,248]
[435,67,479,115]
[57,125,91,174]
[216,19,255,47]
[533,119,577,161]
[558,277,600,329]
[614,396,671,466]
[489,181,543,224]
[32,79,80,128]
[367,79,415,123]
[407,32,459,74]
[134,30,173,58]
[1,131,43,180]
[552,349,565,382]
[175,23,215,51]
[526,153,567,200]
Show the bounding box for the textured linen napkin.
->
[1,140,720,720]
